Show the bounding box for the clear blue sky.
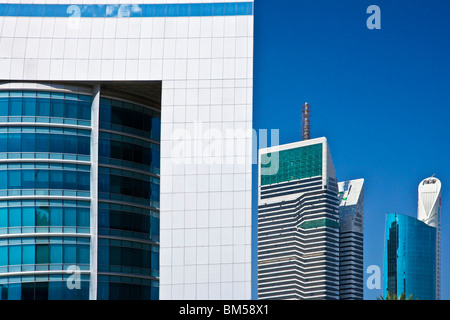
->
[252,0,450,300]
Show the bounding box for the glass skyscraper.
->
[384,213,436,300]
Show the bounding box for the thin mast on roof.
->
[302,102,311,141]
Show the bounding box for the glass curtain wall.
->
[97,95,160,300]
[0,89,92,300]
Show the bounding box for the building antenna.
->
[302,102,311,141]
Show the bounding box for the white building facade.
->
[0,1,254,300]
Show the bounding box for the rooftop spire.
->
[302,102,311,140]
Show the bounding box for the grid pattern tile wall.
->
[0,3,253,18]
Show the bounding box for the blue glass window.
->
[98,240,155,274]
[0,99,8,116]
[63,244,75,264]
[36,244,49,264]
[0,91,91,121]
[37,99,50,117]
[8,171,21,189]
[65,101,78,119]
[36,207,49,226]
[189,4,201,16]
[9,246,21,266]
[0,132,90,156]
[63,171,77,190]
[77,208,90,228]
[23,99,36,116]
[100,99,160,141]
[9,98,22,116]
[22,245,35,265]
[21,170,35,189]
[22,133,35,152]
[64,208,76,227]
[202,3,213,16]
[99,172,156,200]
[50,207,63,226]
[51,100,64,118]
[9,208,21,228]
[50,244,62,263]
[22,207,35,226]
[35,170,49,189]
[0,134,6,152]
[0,169,90,191]
[99,135,160,172]
[49,171,63,190]
[212,3,224,16]
[0,208,7,228]
[8,133,21,152]
[0,2,253,19]
[0,246,8,266]
[77,245,89,264]
[64,135,77,154]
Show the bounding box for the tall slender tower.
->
[338,179,364,300]
[417,177,442,300]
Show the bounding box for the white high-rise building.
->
[0,1,254,300]
[417,177,442,300]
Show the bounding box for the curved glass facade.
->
[0,84,161,300]
[384,213,436,300]
[0,88,92,300]
[0,91,91,125]
[97,96,160,300]
[0,199,90,235]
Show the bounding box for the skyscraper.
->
[417,177,442,300]
[384,213,436,300]
[257,137,340,300]
[0,1,254,300]
[337,179,364,300]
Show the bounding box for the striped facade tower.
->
[257,138,340,300]
[338,179,364,300]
